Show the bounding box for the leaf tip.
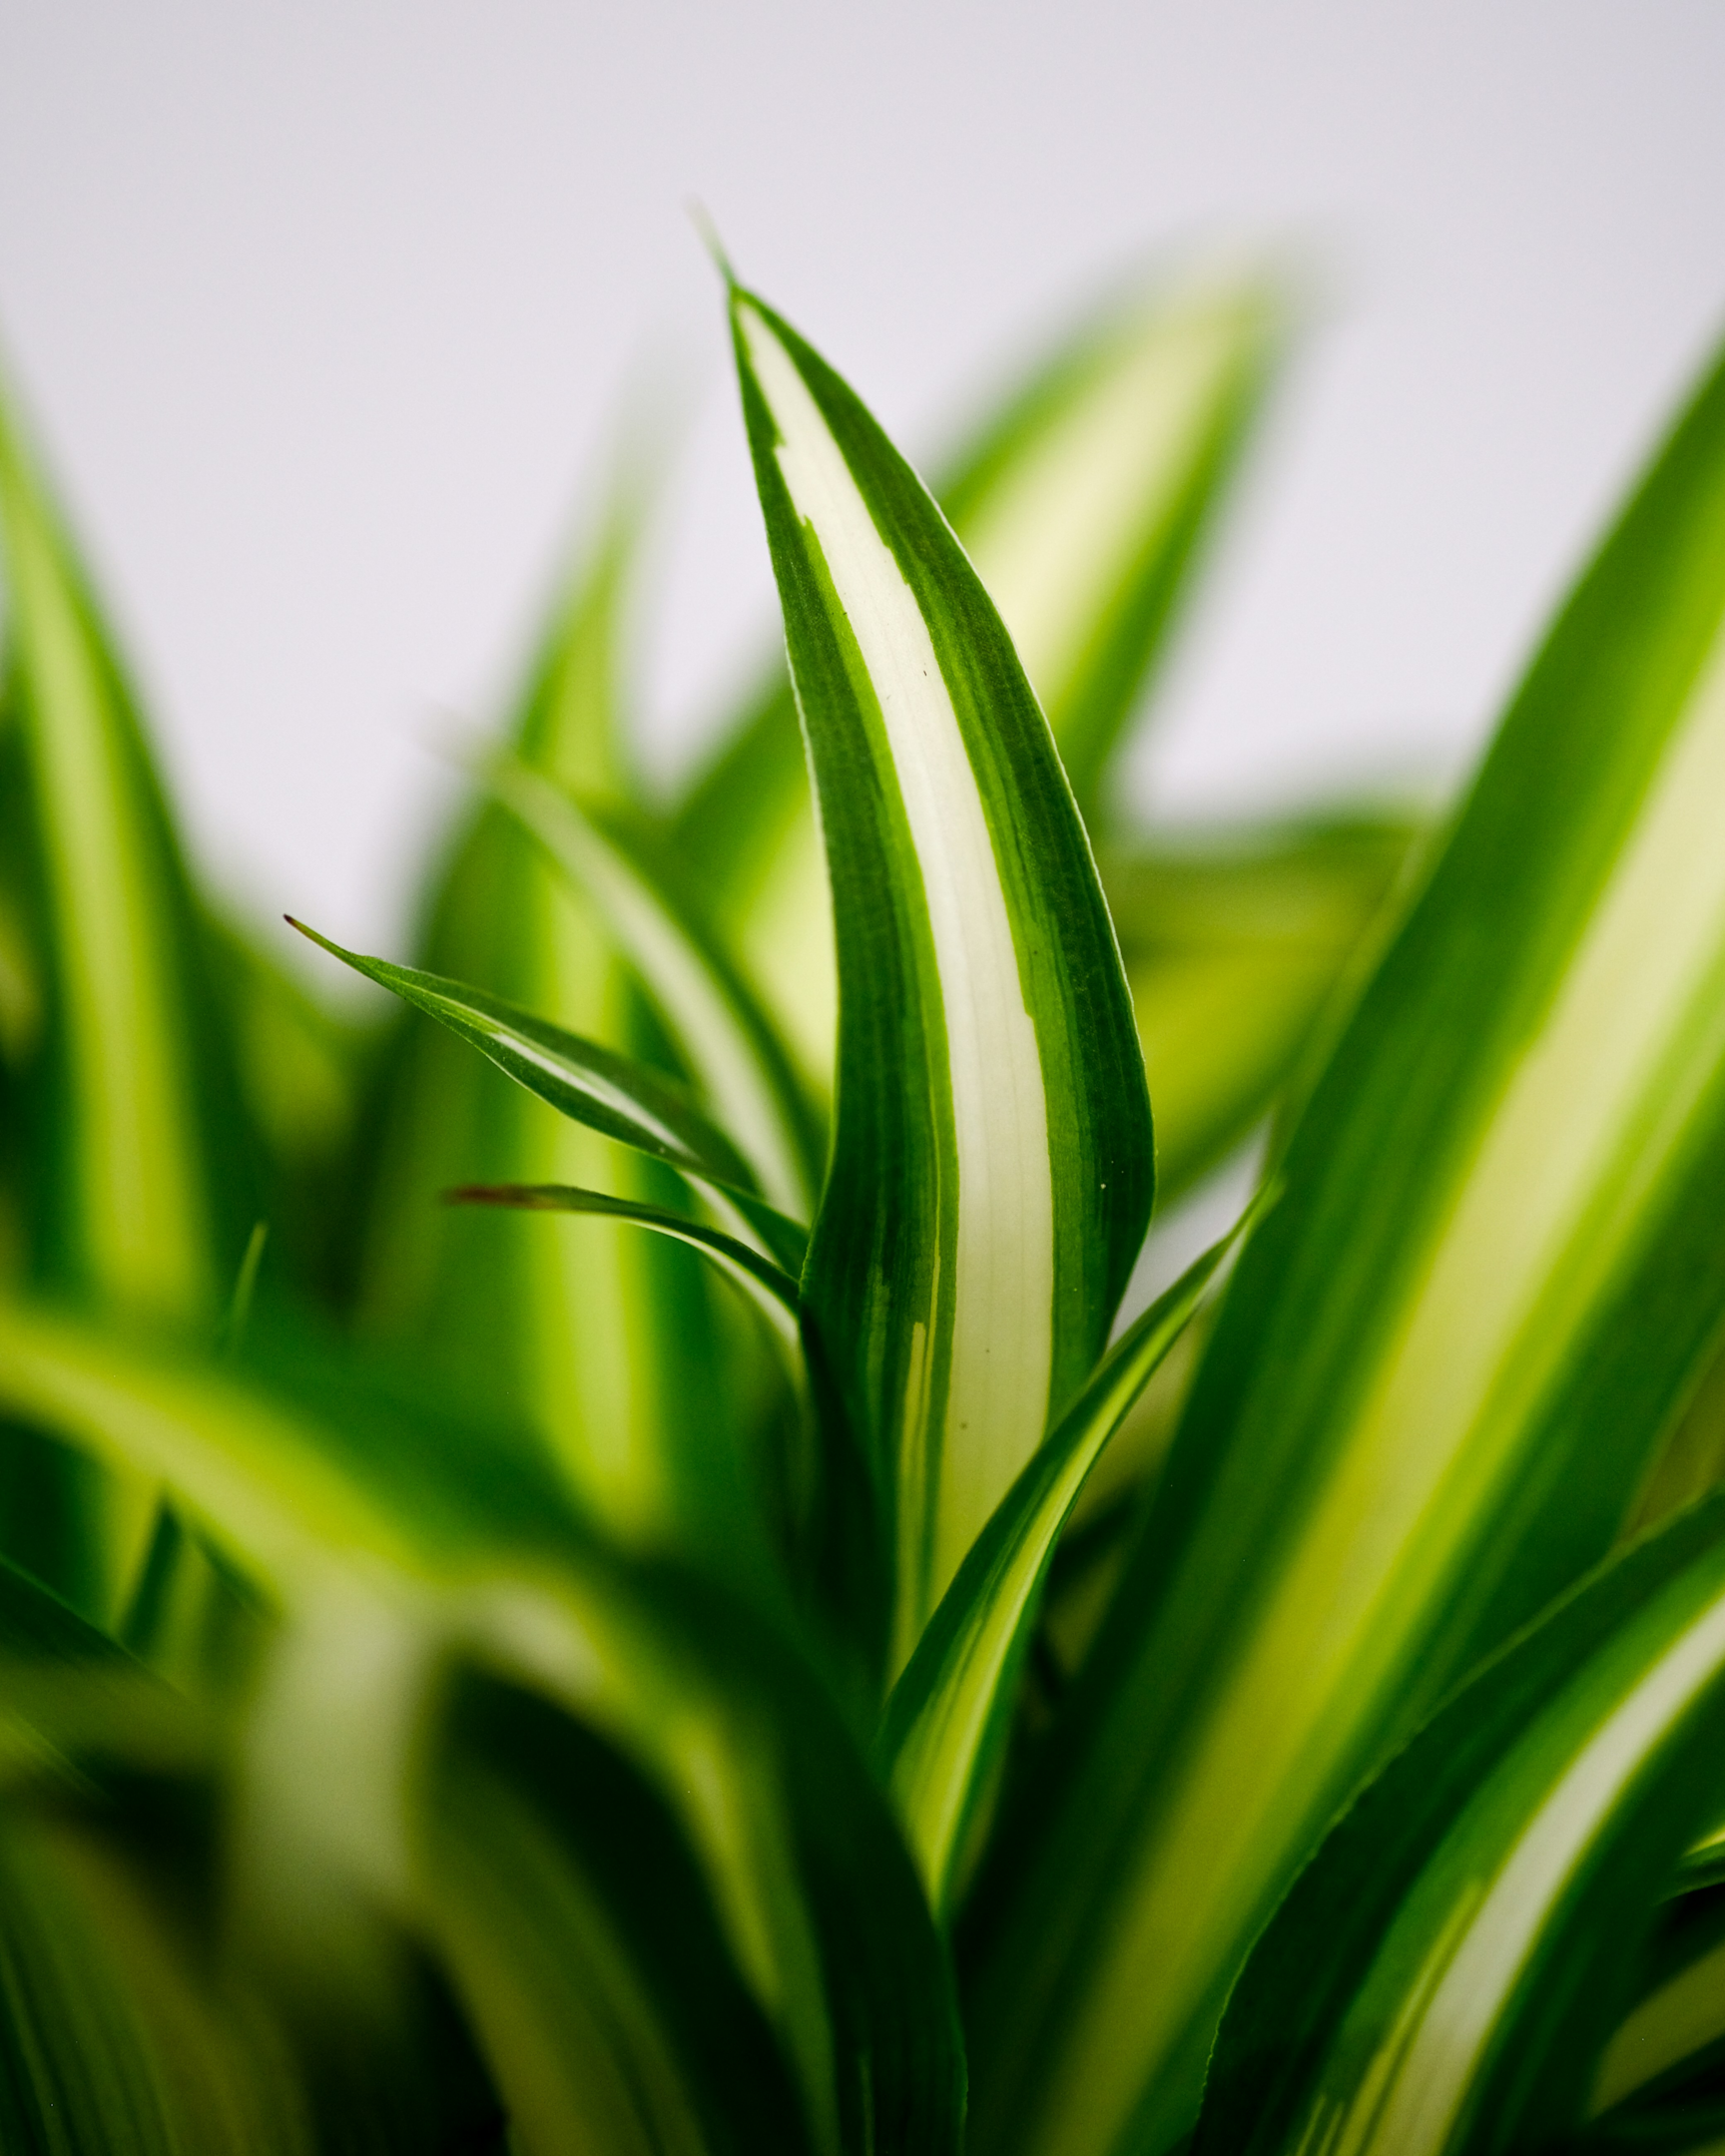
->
[686,199,739,292]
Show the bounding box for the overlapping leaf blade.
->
[1197,1491,1725,2156]
[351,493,753,1556]
[419,1662,814,2156]
[878,1214,1250,1917]
[1580,1886,1725,2147]
[491,759,824,1219]
[0,1556,312,2152]
[288,921,804,1266]
[939,270,1280,823]
[731,283,1155,1674]
[0,1300,963,2156]
[962,333,1725,2156]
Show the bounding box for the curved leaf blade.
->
[1198,1492,1725,2156]
[0,1302,962,2156]
[491,758,825,1218]
[1104,812,1424,1204]
[941,269,1281,821]
[349,488,763,1561]
[962,328,1725,2156]
[676,267,1281,1084]
[732,283,1154,1670]
[450,1182,805,1362]
[879,1208,1252,1916]
[1583,1888,1725,2142]
[289,919,805,1269]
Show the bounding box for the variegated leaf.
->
[731,283,1154,1672]
[961,330,1725,2156]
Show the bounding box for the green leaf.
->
[1103,812,1424,1203]
[731,282,1155,1674]
[288,921,805,1272]
[0,1553,325,2153]
[961,330,1725,2156]
[199,907,372,1302]
[938,269,1282,822]
[676,267,1280,1085]
[449,1182,805,1361]
[878,1207,1254,1917]
[0,375,253,1318]
[1582,1886,1725,2144]
[490,758,825,1218]
[418,1578,966,2156]
[1197,1490,1725,2156]
[419,1662,816,2156]
[346,491,768,1561]
[0,1302,963,2155]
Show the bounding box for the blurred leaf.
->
[731,283,1154,1676]
[0,1806,317,2156]
[1103,812,1425,1203]
[962,328,1725,2156]
[0,1302,962,2154]
[1580,1886,1725,2148]
[1196,1490,1725,2156]
[0,1554,317,2153]
[940,270,1282,821]
[418,1578,966,2156]
[349,489,762,1560]
[420,1664,812,2156]
[199,912,374,1308]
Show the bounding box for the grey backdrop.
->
[3,2,1723,959]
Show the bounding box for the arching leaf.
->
[491,760,825,1218]
[731,282,1154,1677]
[961,327,1725,2156]
[879,1207,1253,1916]
[1198,1491,1725,2156]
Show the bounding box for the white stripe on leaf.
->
[738,302,1057,1623]
[1336,1581,1725,2156]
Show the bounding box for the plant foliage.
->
[2,243,1722,2156]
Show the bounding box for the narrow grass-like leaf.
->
[419,1585,966,2156]
[879,1206,1254,1917]
[1197,1491,1725,2156]
[0,1301,962,2156]
[492,758,825,1216]
[200,908,370,1301]
[352,481,753,1559]
[677,270,1279,1083]
[451,1182,805,1362]
[0,1807,319,2155]
[0,377,251,1316]
[288,920,804,1267]
[0,1558,316,2153]
[420,1663,815,2156]
[963,333,1725,2156]
[732,283,1154,1671]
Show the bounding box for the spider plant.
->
[1,239,1722,2156]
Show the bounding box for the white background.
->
[3,2,1723,962]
